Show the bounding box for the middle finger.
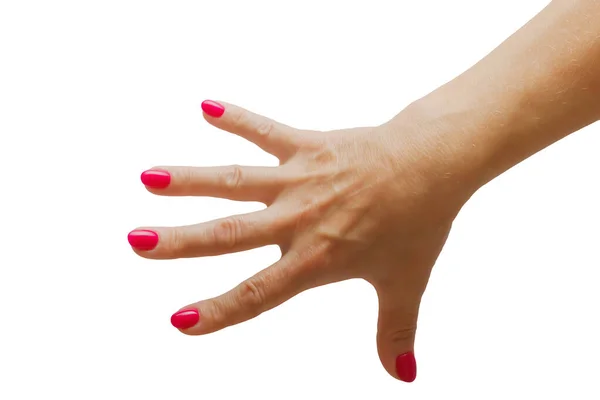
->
[141,165,288,204]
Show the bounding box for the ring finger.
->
[128,208,284,259]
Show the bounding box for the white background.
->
[1,0,599,398]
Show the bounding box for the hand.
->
[128,99,471,382]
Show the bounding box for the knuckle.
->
[237,279,267,315]
[301,242,334,274]
[166,228,187,257]
[256,120,274,137]
[212,217,243,249]
[290,196,321,232]
[210,300,235,329]
[178,168,194,190]
[388,326,417,345]
[232,108,248,127]
[220,165,244,191]
[206,300,228,329]
[296,130,328,152]
[313,144,337,164]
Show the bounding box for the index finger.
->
[201,100,300,160]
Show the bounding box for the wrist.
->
[396,0,600,193]
[396,71,573,195]
[403,88,509,190]
[380,97,487,212]
[385,93,497,200]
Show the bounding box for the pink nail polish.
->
[395,352,417,383]
[201,100,225,118]
[128,229,159,251]
[171,309,200,329]
[141,170,171,189]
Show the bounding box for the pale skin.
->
[128,0,600,382]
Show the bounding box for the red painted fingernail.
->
[201,100,225,118]
[127,229,159,251]
[141,170,171,189]
[395,352,417,383]
[171,309,200,329]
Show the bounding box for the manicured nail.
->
[171,309,200,329]
[395,352,417,383]
[201,100,225,118]
[141,169,171,189]
[127,229,159,251]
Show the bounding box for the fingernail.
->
[201,100,225,118]
[171,309,200,329]
[141,170,171,189]
[127,229,159,251]
[395,352,417,383]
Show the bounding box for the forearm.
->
[403,0,600,190]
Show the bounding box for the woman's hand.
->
[128,99,472,382]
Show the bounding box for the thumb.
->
[375,283,422,383]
